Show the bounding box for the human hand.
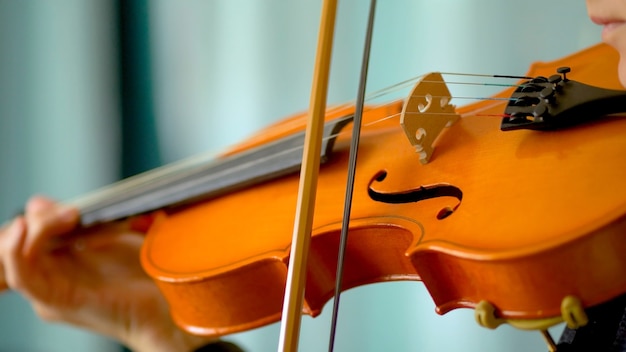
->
[0,196,214,352]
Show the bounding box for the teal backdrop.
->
[0,1,603,351]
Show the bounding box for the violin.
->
[68,42,626,345]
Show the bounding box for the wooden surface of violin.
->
[139,43,626,337]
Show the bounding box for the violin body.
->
[140,43,626,337]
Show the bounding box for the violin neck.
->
[70,116,352,227]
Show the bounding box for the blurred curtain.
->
[0,0,603,351]
[0,0,157,350]
[0,0,122,351]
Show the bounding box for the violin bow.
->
[277,0,338,350]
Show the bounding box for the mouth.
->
[590,16,626,42]
[590,16,626,28]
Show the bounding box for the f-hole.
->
[367,171,462,220]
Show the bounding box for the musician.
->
[0,1,624,351]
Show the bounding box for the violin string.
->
[319,75,424,116]
[74,71,525,212]
[70,148,223,210]
[418,80,523,88]
[321,73,527,120]
[408,93,518,101]
[476,113,514,118]
[362,69,531,99]
[298,97,504,151]
[439,71,534,80]
[358,70,532,105]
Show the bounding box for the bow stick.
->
[277,0,338,350]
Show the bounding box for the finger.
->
[0,218,22,292]
[2,217,28,292]
[23,196,79,257]
[4,216,67,303]
[75,221,139,250]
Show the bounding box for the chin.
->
[603,26,626,87]
[618,52,626,88]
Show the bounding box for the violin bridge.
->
[400,72,459,164]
